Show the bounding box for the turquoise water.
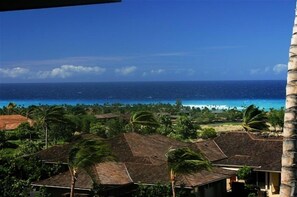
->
[0,98,285,110]
[0,81,286,110]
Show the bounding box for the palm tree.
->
[68,138,114,197]
[280,2,297,196]
[241,104,269,132]
[166,147,211,197]
[33,106,66,149]
[6,102,16,115]
[130,111,159,133]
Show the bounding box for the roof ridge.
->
[211,139,228,160]
[123,163,134,183]
[247,132,282,142]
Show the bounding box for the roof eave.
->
[31,183,92,191]
[0,0,121,12]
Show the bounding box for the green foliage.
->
[105,119,127,138]
[237,166,252,181]
[198,127,217,139]
[130,111,160,134]
[248,193,257,197]
[268,107,284,131]
[90,122,107,138]
[166,147,211,175]
[81,116,92,133]
[242,105,269,132]
[16,122,37,140]
[0,156,60,197]
[173,116,199,140]
[33,105,68,148]
[16,140,43,156]
[68,138,115,170]
[158,115,173,135]
[33,187,51,197]
[0,132,18,149]
[132,183,193,197]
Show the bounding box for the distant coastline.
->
[0,80,286,110]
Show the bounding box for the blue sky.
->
[0,0,295,83]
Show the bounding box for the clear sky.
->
[0,0,295,83]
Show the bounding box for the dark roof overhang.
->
[0,0,121,12]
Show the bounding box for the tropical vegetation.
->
[68,138,114,197]
[0,102,283,196]
[242,105,269,132]
[166,147,211,197]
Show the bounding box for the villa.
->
[32,133,235,197]
[31,131,283,197]
[197,132,282,197]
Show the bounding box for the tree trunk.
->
[70,168,77,197]
[170,169,176,197]
[280,2,297,196]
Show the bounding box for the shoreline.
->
[0,98,285,110]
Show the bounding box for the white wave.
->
[183,104,244,110]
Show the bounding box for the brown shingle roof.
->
[178,167,235,187]
[93,162,133,185]
[213,131,282,172]
[34,132,235,189]
[95,113,121,119]
[32,170,93,190]
[35,143,72,163]
[108,133,190,165]
[0,115,33,130]
[195,140,227,162]
[125,162,169,185]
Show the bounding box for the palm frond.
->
[242,105,269,131]
[166,147,211,175]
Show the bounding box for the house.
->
[32,133,235,197]
[0,114,34,130]
[196,131,282,197]
[95,113,130,122]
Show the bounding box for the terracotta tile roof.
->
[213,131,282,172]
[0,115,33,130]
[32,170,93,190]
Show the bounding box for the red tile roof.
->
[0,115,33,130]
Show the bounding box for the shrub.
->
[237,166,252,182]
[198,127,217,139]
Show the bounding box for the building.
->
[0,115,34,131]
[32,133,235,197]
[196,131,282,197]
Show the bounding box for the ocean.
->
[0,80,286,110]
